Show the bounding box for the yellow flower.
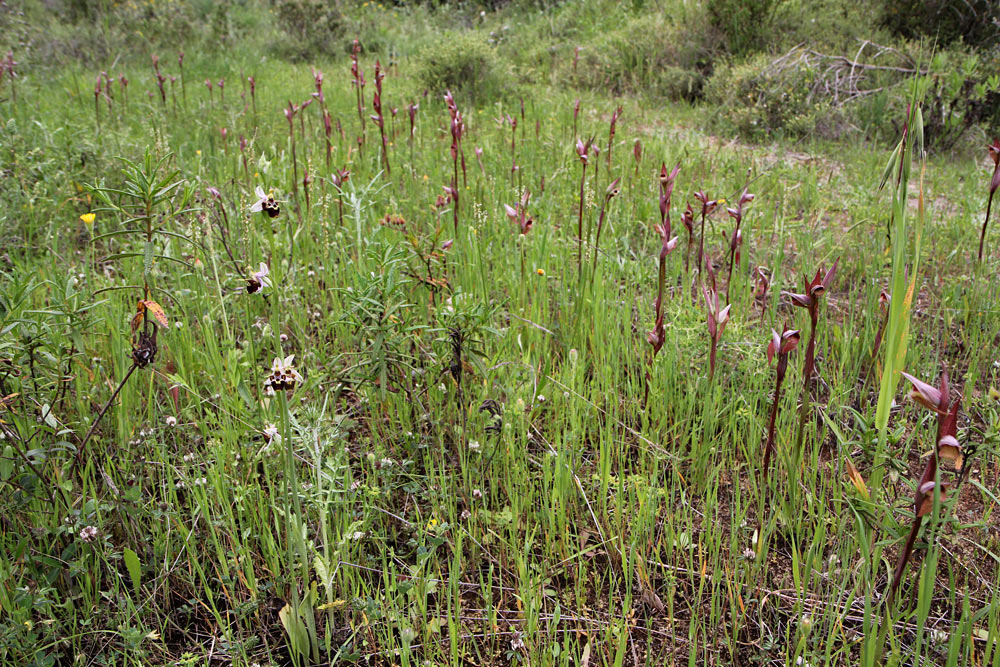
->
[196,150,202,156]
[80,213,96,227]
[536,268,545,276]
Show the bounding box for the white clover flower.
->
[165,416,177,427]
[468,440,481,451]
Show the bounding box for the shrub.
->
[569,12,719,101]
[704,54,844,140]
[414,32,511,102]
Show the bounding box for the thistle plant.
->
[887,368,963,606]
[74,149,188,475]
[762,327,801,482]
[977,138,1000,262]
[784,260,838,453]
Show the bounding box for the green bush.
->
[569,12,719,101]
[414,32,511,102]
[704,54,848,140]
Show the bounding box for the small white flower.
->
[79,525,99,542]
[194,477,207,486]
[468,440,481,451]
[472,488,483,499]
[349,531,366,541]
[174,321,183,329]
[263,423,280,441]
[165,416,177,427]
[280,333,288,342]
[536,394,546,402]
[460,509,471,520]
[183,452,196,462]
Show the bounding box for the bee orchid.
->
[246,262,271,294]
[250,186,280,218]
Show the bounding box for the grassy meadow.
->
[2,1,1000,665]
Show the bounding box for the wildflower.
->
[196,150,201,156]
[250,186,280,218]
[246,262,271,294]
[80,212,96,228]
[536,268,545,276]
[263,355,303,395]
[79,525,99,542]
[460,509,471,520]
[503,190,533,234]
[472,488,483,499]
[165,415,177,427]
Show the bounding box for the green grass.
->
[1,4,1000,666]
